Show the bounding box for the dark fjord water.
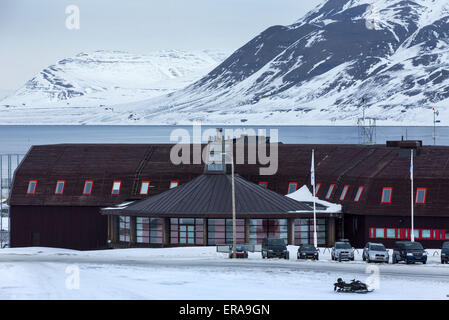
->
[0,125,446,154]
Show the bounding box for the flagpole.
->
[312,149,317,248]
[411,149,415,242]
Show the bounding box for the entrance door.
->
[179,225,195,244]
[31,232,40,246]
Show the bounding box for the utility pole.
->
[433,108,440,146]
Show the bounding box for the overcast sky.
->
[0,0,323,91]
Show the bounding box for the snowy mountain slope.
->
[104,0,449,125]
[0,50,228,122]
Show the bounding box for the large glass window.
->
[111,181,122,195]
[170,218,203,245]
[294,218,327,246]
[381,187,392,203]
[119,216,130,242]
[354,186,365,202]
[136,217,162,244]
[27,180,37,194]
[249,219,288,244]
[386,228,396,238]
[325,184,335,200]
[415,188,427,204]
[54,180,65,195]
[208,219,245,245]
[83,180,93,195]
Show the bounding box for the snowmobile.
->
[333,278,373,294]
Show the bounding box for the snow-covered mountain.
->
[0,50,228,123]
[111,0,449,125]
[2,0,449,125]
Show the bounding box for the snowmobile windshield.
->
[370,244,386,251]
[335,243,351,249]
[403,242,423,250]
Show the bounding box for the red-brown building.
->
[8,140,449,249]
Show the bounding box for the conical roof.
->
[102,174,312,217]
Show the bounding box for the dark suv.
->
[261,238,289,259]
[441,241,449,264]
[392,241,427,264]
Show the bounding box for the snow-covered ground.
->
[0,246,448,300]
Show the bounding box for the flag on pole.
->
[311,150,315,187]
[410,151,413,181]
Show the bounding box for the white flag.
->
[311,150,315,186]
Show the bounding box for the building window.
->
[354,186,365,202]
[315,183,322,195]
[136,217,162,244]
[208,219,245,245]
[169,180,179,189]
[111,181,122,195]
[325,184,335,200]
[259,182,268,189]
[386,228,396,238]
[170,218,204,245]
[421,229,431,239]
[83,180,93,195]
[415,188,427,204]
[249,219,288,244]
[339,185,350,201]
[54,180,65,195]
[294,218,327,246]
[140,181,151,195]
[26,180,38,194]
[287,182,298,194]
[381,187,393,204]
[119,216,130,242]
[375,228,385,238]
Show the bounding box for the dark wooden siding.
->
[10,206,107,250]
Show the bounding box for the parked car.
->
[261,238,289,259]
[392,241,427,264]
[362,242,389,263]
[331,241,355,261]
[297,244,319,260]
[441,241,449,264]
[229,245,248,259]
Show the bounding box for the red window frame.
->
[381,187,393,204]
[140,180,151,195]
[82,180,94,195]
[315,183,322,195]
[169,180,180,189]
[259,181,268,189]
[354,186,365,202]
[325,184,336,200]
[415,187,427,204]
[54,180,66,195]
[111,180,122,195]
[287,182,298,194]
[26,180,38,195]
[339,185,350,201]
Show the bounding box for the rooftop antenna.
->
[433,108,440,146]
[357,97,377,145]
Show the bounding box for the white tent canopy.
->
[286,185,341,214]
